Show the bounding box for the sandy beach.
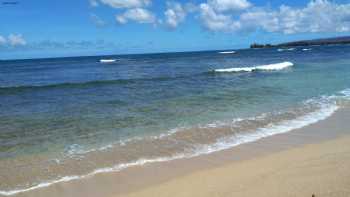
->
[118,109,350,197]
[121,135,350,197]
[119,108,350,197]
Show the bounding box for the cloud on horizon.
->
[0,39,119,52]
[0,34,27,47]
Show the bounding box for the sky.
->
[0,0,350,59]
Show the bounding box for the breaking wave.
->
[218,51,236,54]
[100,59,117,63]
[213,61,294,73]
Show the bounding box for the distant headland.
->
[250,36,350,49]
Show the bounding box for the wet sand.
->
[13,107,350,197]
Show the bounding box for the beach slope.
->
[120,136,350,197]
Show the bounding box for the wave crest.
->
[218,51,236,54]
[214,62,294,72]
[214,61,294,73]
[100,59,116,63]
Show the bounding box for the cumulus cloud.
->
[89,0,350,33]
[199,3,240,32]
[239,0,350,34]
[198,0,350,34]
[116,8,156,24]
[100,0,151,9]
[237,8,279,33]
[198,0,251,32]
[208,0,251,12]
[164,2,188,29]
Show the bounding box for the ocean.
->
[1,45,350,195]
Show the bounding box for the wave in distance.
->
[100,59,117,63]
[214,61,294,73]
[218,51,236,54]
[0,62,293,91]
[277,48,296,52]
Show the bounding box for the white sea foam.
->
[0,176,80,196]
[340,88,350,97]
[0,91,346,196]
[193,100,338,156]
[100,59,116,63]
[214,61,294,73]
[302,48,312,51]
[277,48,295,52]
[0,154,186,196]
[218,51,236,54]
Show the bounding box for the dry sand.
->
[120,135,350,197]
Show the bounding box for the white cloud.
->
[239,0,350,34]
[0,34,27,47]
[208,0,251,12]
[0,35,7,45]
[116,8,156,24]
[237,8,279,33]
[198,0,350,34]
[198,0,250,32]
[100,0,151,9]
[89,0,350,34]
[199,3,240,32]
[8,34,27,46]
[164,2,187,29]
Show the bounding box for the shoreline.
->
[2,89,344,195]
[11,106,350,197]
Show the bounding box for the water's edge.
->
[1,89,349,196]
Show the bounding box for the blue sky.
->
[0,0,350,59]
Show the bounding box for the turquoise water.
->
[0,45,350,194]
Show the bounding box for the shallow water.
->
[1,45,350,194]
